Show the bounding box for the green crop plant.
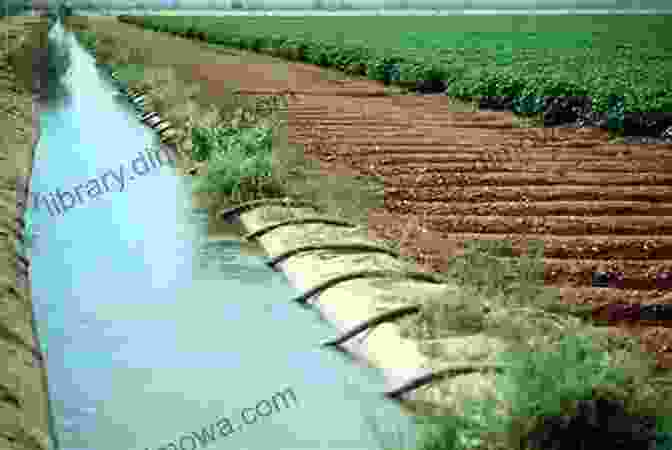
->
[117,14,671,132]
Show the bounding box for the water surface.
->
[29,22,418,450]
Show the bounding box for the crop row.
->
[116,14,672,121]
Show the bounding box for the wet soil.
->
[189,57,672,368]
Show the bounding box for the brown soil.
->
[190,59,672,368]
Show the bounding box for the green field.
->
[118,14,671,115]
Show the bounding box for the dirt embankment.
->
[0,17,53,450]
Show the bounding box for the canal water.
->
[26,21,419,450]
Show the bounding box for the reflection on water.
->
[29,21,418,450]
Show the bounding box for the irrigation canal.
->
[25,21,418,450]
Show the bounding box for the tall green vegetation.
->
[184,97,287,201]
[363,240,672,450]
[364,329,672,450]
[120,15,672,117]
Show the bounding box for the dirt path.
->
[190,54,672,367]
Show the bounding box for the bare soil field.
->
[190,61,672,368]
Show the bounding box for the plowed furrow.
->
[418,214,672,235]
[384,186,672,202]
[290,133,472,141]
[365,227,672,260]
[356,151,667,164]
[288,114,463,121]
[290,133,619,152]
[419,253,670,289]
[539,258,672,288]
[291,120,420,127]
[288,137,601,148]
[557,287,672,306]
[352,147,672,162]
[378,172,672,186]
[297,121,518,130]
[373,160,668,173]
[360,146,672,158]
[289,110,518,124]
[291,137,672,159]
[385,184,672,203]
[384,200,672,217]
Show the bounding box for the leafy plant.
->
[191,123,275,197]
[513,94,546,116]
[117,14,672,132]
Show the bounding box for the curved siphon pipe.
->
[244,217,358,241]
[16,253,30,269]
[218,198,322,223]
[266,242,403,270]
[321,304,421,348]
[384,362,510,400]
[291,269,446,305]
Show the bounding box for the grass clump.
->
[366,330,672,450]
[190,121,281,201]
[391,238,672,450]
[442,239,559,312]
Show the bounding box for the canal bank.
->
[0,15,56,450]
[228,201,511,413]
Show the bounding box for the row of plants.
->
[115,14,672,126]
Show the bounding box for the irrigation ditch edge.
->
[230,202,513,416]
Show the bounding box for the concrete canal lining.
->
[235,205,445,397]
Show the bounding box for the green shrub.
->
[192,124,274,197]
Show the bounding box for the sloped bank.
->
[0,17,58,450]
[226,199,672,449]
[71,26,183,150]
